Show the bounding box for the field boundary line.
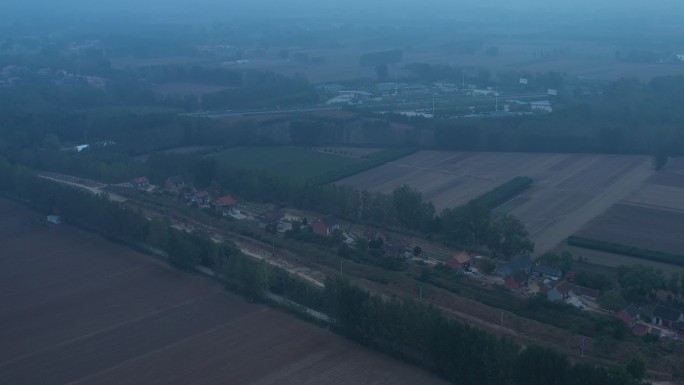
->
[65,308,269,385]
[0,293,220,369]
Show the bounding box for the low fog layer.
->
[2,0,684,21]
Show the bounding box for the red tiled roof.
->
[454,252,471,264]
[633,324,649,336]
[133,176,149,184]
[215,195,236,206]
[554,281,574,295]
[616,311,632,327]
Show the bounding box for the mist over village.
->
[1,1,684,384]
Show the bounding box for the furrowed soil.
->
[0,198,448,385]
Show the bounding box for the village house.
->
[164,176,185,191]
[384,239,409,259]
[128,176,149,189]
[312,216,340,237]
[258,210,284,230]
[547,282,600,304]
[187,191,211,207]
[504,271,529,292]
[213,195,237,216]
[363,230,388,244]
[496,256,533,277]
[532,264,563,280]
[446,252,472,272]
[617,304,641,328]
[646,305,684,329]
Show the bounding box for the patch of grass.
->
[211,146,358,180]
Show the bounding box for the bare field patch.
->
[0,199,448,385]
[152,82,231,96]
[572,158,684,259]
[577,204,684,256]
[553,243,684,276]
[338,151,652,255]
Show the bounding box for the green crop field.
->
[211,146,358,179]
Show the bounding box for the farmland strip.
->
[567,236,684,267]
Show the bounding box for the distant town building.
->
[531,100,552,112]
[47,215,62,224]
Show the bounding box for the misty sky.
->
[2,0,684,21]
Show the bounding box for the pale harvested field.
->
[312,147,383,158]
[152,82,231,96]
[338,151,652,255]
[0,199,448,385]
[574,157,684,257]
[226,39,684,83]
[553,243,684,276]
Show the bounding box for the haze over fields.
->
[3,0,684,383]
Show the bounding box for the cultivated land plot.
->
[0,199,448,385]
[575,157,684,256]
[152,82,231,96]
[338,151,652,255]
[211,146,358,179]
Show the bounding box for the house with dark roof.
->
[532,265,563,280]
[446,252,471,272]
[213,195,237,216]
[190,191,212,207]
[164,176,185,191]
[384,240,408,259]
[312,216,340,237]
[496,256,532,277]
[258,210,284,230]
[651,306,684,329]
[504,271,529,292]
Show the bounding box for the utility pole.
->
[432,92,436,118]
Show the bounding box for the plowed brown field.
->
[0,199,448,385]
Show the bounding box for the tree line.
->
[147,152,534,257]
[325,275,645,385]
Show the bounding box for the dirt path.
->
[532,158,653,257]
[37,173,127,202]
